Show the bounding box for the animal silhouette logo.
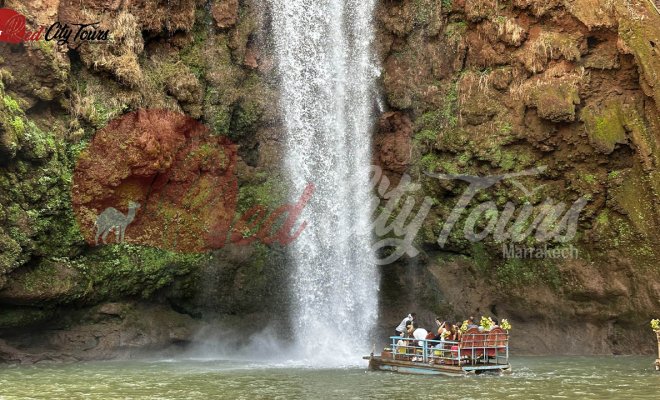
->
[94,201,141,245]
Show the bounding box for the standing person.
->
[394,313,416,337]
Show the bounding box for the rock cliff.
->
[0,0,658,361]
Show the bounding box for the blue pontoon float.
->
[365,327,511,376]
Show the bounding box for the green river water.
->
[0,356,658,399]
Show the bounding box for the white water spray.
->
[269,0,380,364]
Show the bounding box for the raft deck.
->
[366,328,511,376]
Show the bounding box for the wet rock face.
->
[374,111,413,176]
[72,110,239,253]
[58,0,197,33]
[0,0,659,360]
[0,302,203,363]
[212,0,239,29]
[0,0,293,363]
[374,0,660,354]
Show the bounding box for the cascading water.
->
[269,0,380,363]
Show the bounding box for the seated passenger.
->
[396,338,408,354]
[406,323,414,337]
[448,323,459,341]
[412,326,429,347]
[433,318,446,340]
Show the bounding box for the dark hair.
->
[411,313,417,318]
[492,318,499,325]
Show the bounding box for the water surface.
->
[0,356,658,399]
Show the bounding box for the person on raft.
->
[394,313,416,337]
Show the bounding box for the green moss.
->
[612,165,656,238]
[496,258,562,290]
[68,140,90,161]
[485,147,534,172]
[583,174,597,184]
[0,306,52,329]
[497,120,513,135]
[230,99,262,140]
[0,80,82,278]
[419,153,441,173]
[69,67,135,129]
[10,116,25,134]
[442,83,459,128]
[205,87,233,136]
[470,243,491,274]
[3,95,20,113]
[581,100,627,153]
[413,0,436,25]
[12,261,74,297]
[71,244,210,301]
[445,21,467,41]
[499,151,516,171]
[617,3,660,107]
[89,100,127,128]
[22,120,57,159]
[414,129,437,145]
[0,231,21,275]
[608,170,621,179]
[457,152,471,166]
[237,177,286,214]
[530,83,579,122]
[595,209,609,226]
[34,208,85,257]
[417,111,443,131]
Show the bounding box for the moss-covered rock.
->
[581,99,628,154]
[77,12,145,88]
[0,306,52,330]
[615,0,660,108]
[464,0,498,22]
[525,78,581,123]
[0,39,70,107]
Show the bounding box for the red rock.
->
[374,112,413,176]
[244,46,259,70]
[72,109,239,253]
[211,0,239,29]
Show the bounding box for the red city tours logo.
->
[0,8,109,45]
[71,109,314,253]
[0,8,45,43]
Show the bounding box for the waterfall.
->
[269,0,380,363]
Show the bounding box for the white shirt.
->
[412,328,428,346]
[395,315,413,333]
